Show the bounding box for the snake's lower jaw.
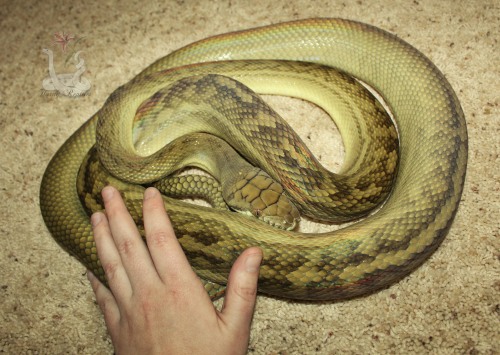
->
[261,214,300,231]
[233,207,300,230]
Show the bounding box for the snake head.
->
[225,167,300,230]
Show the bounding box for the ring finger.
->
[91,210,133,299]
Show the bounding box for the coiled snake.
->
[40,18,467,300]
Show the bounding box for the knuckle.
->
[117,238,137,256]
[138,297,156,315]
[102,260,120,281]
[132,288,167,319]
[233,282,257,303]
[97,296,112,315]
[148,230,170,247]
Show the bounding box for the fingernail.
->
[101,186,114,201]
[91,212,102,228]
[144,187,157,200]
[86,270,95,281]
[245,252,263,273]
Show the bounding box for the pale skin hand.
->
[87,185,263,355]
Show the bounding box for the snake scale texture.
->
[40,18,467,300]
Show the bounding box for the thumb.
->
[220,247,262,330]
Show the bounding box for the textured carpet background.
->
[0,0,498,353]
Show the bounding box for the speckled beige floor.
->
[1,0,498,353]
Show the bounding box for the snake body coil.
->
[40,19,467,300]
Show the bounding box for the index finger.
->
[142,187,199,284]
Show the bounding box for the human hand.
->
[87,185,262,355]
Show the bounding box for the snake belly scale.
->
[40,18,467,300]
